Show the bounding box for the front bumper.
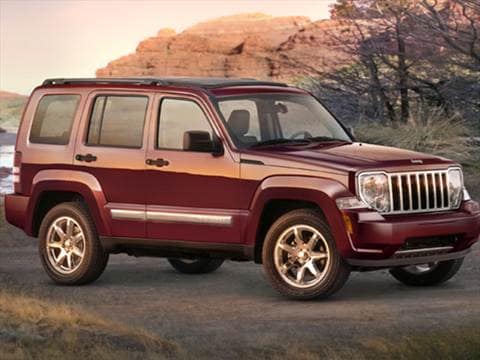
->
[347,248,471,268]
[343,200,480,266]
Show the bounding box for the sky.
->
[0,0,334,95]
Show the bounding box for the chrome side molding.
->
[110,208,233,226]
[110,209,146,221]
[146,211,232,226]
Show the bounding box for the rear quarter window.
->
[29,94,80,145]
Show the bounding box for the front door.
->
[74,91,152,238]
[145,95,245,243]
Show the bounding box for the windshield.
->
[215,93,352,149]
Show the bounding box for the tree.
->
[312,0,479,127]
[416,0,480,71]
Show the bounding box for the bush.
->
[354,106,474,163]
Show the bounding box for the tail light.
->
[13,151,22,194]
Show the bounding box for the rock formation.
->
[96,13,354,83]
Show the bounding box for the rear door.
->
[74,91,152,238]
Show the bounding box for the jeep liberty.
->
[5,77,480,299]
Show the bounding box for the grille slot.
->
[381,170,455,214]
[400,235,459,251]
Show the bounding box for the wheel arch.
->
[246,176,353,262]
[26,170,110,237]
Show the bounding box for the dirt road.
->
[1,236,479,358]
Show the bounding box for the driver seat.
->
[227,110,257,146]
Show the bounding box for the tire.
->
[389,258,464,286]
[39,202,109,285]
[262,209,350,300]
[168,258,224,274]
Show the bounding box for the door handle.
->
[146,158,170,167]
[75,153,97,162]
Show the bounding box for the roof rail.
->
[42,78,167,86]
[41,77,289,89]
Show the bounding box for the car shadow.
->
[92,260,467,303]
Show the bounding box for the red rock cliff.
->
[96,13,352,82]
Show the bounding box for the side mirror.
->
[183,131,224,156]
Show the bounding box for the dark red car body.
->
[5,78,480,268]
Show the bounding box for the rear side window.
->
[29,95,80,145]
[87,95,148,148]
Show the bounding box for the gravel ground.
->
[0,235,479,358]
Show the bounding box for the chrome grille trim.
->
[358,167,462,215]
[390,169,451,214]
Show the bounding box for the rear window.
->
[87,95,148,148]
[29,95,80,145]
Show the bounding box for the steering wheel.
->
[289,130,313,140]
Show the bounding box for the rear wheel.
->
[262,209,350,300]
[167,258,224,274]
[39,202,109,285]
[389,259,464,286]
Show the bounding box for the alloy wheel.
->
[274,224,331,288]
[46,216,86,274]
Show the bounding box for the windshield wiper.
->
[250,138,310,148]
[304,136,351,143]
[250,136,351,148]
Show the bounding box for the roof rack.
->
[42,77,288,89]
[42,78,167,86]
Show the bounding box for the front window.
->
[216,93,351,149]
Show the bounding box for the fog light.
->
[464,200,480,214]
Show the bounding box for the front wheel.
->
[389,258,464,286]
[167,258,224,274]
[262,209,350,300]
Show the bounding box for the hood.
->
[242,142,455,173]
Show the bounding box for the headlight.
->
[358,173,390,212]
[336,197,368,210]
[448,168,464,208]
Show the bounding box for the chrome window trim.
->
[356,167,463,215]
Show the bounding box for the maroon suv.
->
[4,77,480,299]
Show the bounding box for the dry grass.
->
[0,285,478,360]
[269,328,480,360]
[0,95,27,130]
[0,288,178,360]
[355,108,473,162]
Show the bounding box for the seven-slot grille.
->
[388,170,452,214]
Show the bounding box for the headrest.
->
[227,110,250,136]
